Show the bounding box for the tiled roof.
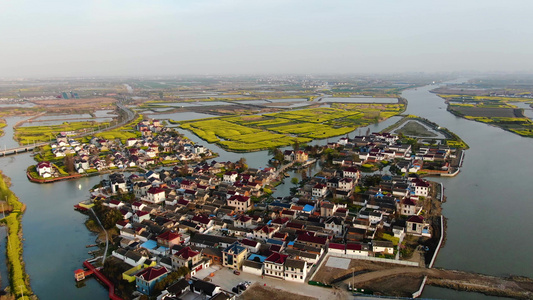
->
[175,246,199,260]
[265,252,288,264]
[407,215,424,223]
[137,266,168,282]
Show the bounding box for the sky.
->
[1,0,533,77]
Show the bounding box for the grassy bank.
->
[0,171,32,300]
[0,120,6,138]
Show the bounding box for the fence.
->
[412,275,428,298]
[330,253,420,267]
[428,215,444,268]
[308,280,332,288]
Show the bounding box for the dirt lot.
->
[239,283,317,300]
[312,257,397,284]
[353,274,425,297]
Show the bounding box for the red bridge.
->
[79,260,123,300]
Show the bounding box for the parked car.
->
[233,270,240,275]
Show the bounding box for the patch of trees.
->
[92,200,123,229]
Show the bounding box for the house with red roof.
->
[312,184,328,198]
[133,211,150,223]
[399,197,418,216]
[157,231,181,248]
[410,178,430,197]
[295,150,308,162]
[264,252,288,279]
[328,242,346,255]
[135,266,169,295]
[296,233,329,248]
[270,217,289,228]
[191,214,214,229]
[36,161,53,178]
[223,171,238,183]
[240,238,261,253]
[234,215,253,228]
[346,242,370,256]
[227,195,251,212]
[132,201,146,212]
[144,187,166,204]
[172,246,201,270]
[342,167,360,181]
[253,225,278,240]
[406,215,425,235]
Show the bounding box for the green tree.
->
[291,177,299,185]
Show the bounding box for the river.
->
[402,84,533,298]
[1,82,532,299]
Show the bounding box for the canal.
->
[1,82,532,298]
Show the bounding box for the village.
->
[53,120,462,300]
[30,119,215,181]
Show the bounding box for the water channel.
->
[0,82,532,299]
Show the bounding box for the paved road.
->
[208,266,349,300]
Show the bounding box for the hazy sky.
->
[1,0,533,77]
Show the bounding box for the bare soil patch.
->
[239,283,317,300]
[356,274,425,297]
[312,257,394,284]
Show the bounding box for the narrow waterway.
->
[0,154,108,299]
[1,116,30,149]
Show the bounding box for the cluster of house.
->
[332,132,457,173]
[35,120,213,177]
[70,130,445,298]
[79,156,434,297]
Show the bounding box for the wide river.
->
[0,82,532,299]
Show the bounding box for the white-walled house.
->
[36,161,53,178]
[284,258,307,282]
[312,184,328,198]
[144,187,166,204]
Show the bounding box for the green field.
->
[94,114,144,143]
[180,104,405,151]
[180,119,311,151]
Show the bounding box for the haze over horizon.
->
[2,0,533,78]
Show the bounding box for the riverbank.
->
[0,120,6,139]
[0,171,33,300]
